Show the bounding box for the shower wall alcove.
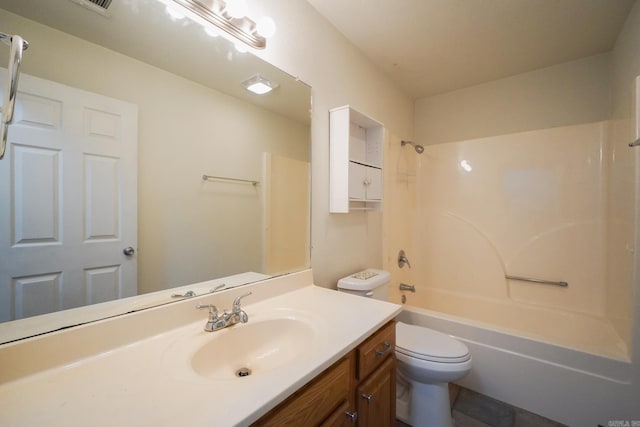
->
[385,52,638,362]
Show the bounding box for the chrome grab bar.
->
[0,32,28,160]
[505,275,568,287]
[202,174,259,186]
[399,283,416,292]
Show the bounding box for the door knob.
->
[123,246,135,256]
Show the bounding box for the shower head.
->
[401,140,424,154]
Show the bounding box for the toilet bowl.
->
[396,321,471,427]
[337,269,472,427]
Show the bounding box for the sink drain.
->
[235,367,252,377]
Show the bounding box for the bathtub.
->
[397,304,636,426]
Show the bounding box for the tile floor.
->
[396,385,566,427]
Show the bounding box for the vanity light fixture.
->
[166,0,276,49]
[242,74,278,95]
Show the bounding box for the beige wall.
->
[248,0,414,287]
[415,53,612,144]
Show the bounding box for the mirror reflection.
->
[0,0,311,343]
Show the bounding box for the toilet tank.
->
[337,269,390,300]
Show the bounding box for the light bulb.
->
[165,5,185,20]
[256,16,276,38]
[225,0,248,18]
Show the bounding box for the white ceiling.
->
[307,0,636,99]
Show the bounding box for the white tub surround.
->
[388,120,635,361]
[0,270,401,426]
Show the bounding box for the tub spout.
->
[399,283,415,292]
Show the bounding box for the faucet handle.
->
[233,292,252,310]
[209,283,225,294]
[172,290,196,298]
[398,249,412,269]
[196,304,218,319]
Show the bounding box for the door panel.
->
[348,162,366,200]
[84,154,120,240]
[12,273,62,319]
[0,70,138,322]
[11,144,61,245]
[365,167,382,200]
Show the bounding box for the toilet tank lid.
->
[337,269,390,291]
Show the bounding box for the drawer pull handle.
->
[375,341,392,357]
[345,411,358,423]
[361,393,373,403]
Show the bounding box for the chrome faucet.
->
[398,249,412,269]
[196,292,252,332]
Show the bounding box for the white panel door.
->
[0,70,138,321]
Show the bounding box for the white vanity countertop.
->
[0,274,401,426]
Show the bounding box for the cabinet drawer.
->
[357,320,395,380]
[254,354,352,426]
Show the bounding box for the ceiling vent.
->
[68,0,113,16]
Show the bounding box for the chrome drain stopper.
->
[235,367,251,377]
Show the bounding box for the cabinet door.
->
[357,356,396,427]
[254,356,351,426]
[365,167,382,200]
[348,162,367,200]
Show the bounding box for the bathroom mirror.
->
[0,0,311,343]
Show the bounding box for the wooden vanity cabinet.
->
[252,354,354,427]
[252,320,396,427]
[354,320,396,427]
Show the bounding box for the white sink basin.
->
[191,318,316,380]
[162,309,326,383]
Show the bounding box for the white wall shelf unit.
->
[329,105,385,213]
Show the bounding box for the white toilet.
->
[337,269,472,427]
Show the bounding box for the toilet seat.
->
[396,322,470,364]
